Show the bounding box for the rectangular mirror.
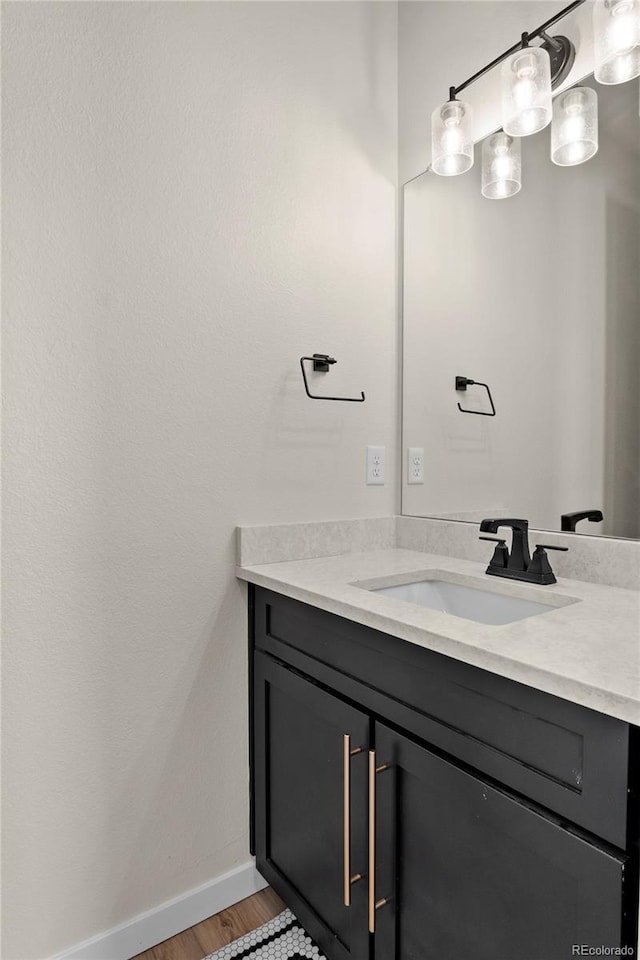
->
[402,76,640,539]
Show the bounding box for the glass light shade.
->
[481,132,522,199]
[431,99,474,176]
[501,46,552,136]
[551,87,598,165]
[594,0,640,84]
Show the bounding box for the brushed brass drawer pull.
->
[368,751,392,933]
[343,734,364,906]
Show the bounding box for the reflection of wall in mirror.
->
[402,79,639,539]
[604,197,640,539]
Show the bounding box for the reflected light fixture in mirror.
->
[431,99,474,176]
[502,45,553,136]
[594,0,640,84]
[482,132,522,198]
[551,86,599,164]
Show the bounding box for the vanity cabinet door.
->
[253,652,370,960]
[373,723,627,960]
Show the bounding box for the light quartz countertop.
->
[237,547,640,725]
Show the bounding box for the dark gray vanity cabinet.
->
[253,652,371,960]
[249,585,639,960]
[373,724,625,960]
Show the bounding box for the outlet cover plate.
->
[408,447,424,484]
[367,446,385,485]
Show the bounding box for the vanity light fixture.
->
[481,132,522,197]
[594,0,640,84]
[502,42,553,136]
[431,96,474,176]
[432,0,639,191]
[432,0,583,177]
[551,86,598,164]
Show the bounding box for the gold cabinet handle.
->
[343,734,364,906]
[368,750,390,933]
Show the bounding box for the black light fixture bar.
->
[448,0,587,100]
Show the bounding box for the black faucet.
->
[479,518,568,585]
[479,518,531,571]
[561,509,603,532]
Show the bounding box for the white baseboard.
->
[50,861,268,960]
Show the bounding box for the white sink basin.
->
[371,579,556,625]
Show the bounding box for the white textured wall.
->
[2,2,398,956]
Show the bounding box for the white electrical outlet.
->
[366,446,385,485]
[407,447,424,484]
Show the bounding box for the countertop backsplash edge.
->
[237,516,639,591]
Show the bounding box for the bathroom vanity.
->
[240,542,639,960]
[235,26,640,959]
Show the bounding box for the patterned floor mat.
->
[204,909,327,960]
